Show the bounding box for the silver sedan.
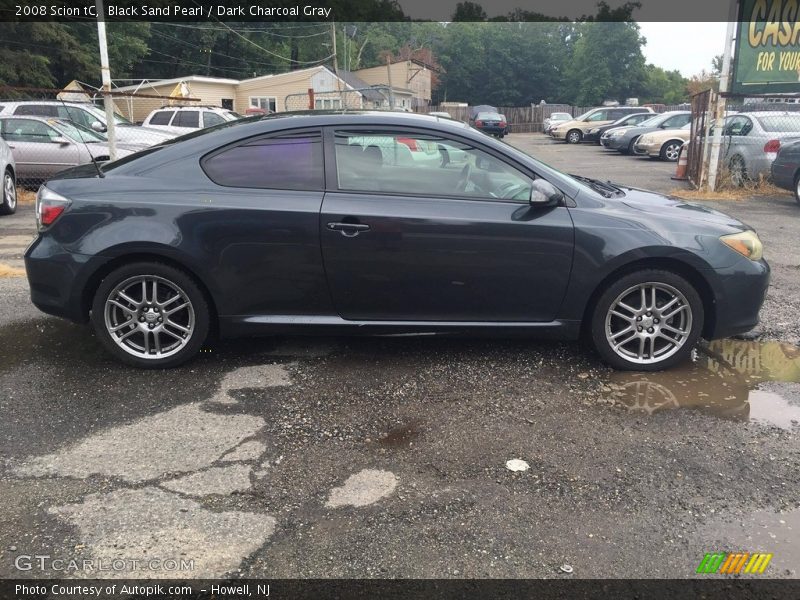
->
[721,112,800,186]
[0,116,137,184]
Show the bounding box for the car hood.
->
[617,186,746,229]
[117,125,176,143]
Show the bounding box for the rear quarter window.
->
[201,131,323,190]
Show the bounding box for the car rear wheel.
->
[590,269,704,371]
[566,130,582,144]
[729,155,748,187]
[0,169,16,215]
[660,141,682,162]
[91,262,210,368]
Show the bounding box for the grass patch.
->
[16,187,36,205]
[669,174,793,202]
[0,263,25,277]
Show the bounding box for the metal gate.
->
[687,90,712,187]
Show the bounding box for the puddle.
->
[602,339,800,429]
[379,420,424,448]
[698,508,800,576]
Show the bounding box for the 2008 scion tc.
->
[25,112,769,370]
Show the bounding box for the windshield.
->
[573,109,595,121]
[551,113,571,120]
[755,114,800,132]
[86,105,132,125]
[49,118,106,143]
[222,111,241,121]
[636,115,663,127]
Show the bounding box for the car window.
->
[49,119,105,143]
[13,104,58,117]
[585,110,609,122]
[1,118,60,143]
[173,111,199,128]
[202,112,226,128]
[755,114,800,132]
[724,116,749,136]
[62,106,95,128]
[334,130,533,202]
[662,114,691,129]
[201,131,323,190]
[149,110,174,126]
[629,113,652,125]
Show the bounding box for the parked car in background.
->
[473,112,508,138]
[602,111,691,154]
[142,105,240,135]
[468,105,498,126]
[0,100,173,147]
[24,111,768,372]
[634,123,691,161]
[584,111,654,144]
[0,116,136,184]
[770,138,800,205]
[0,138,16,215]
[543,112,571,134]
[551,106,654,143]
[720,112,800,186]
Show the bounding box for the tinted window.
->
[64,106,95,128]
[627,113,652,125]
[149,111,174,126]
[756,115,800,132]
[585,111,609,122]
[14,104,57,117]
[334,130,533,201]
[662,114,691,128]
[202,112,225,128]
[173,111,199,128]
[202,131,323,190]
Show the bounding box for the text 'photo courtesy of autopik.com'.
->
[0,0,800,598]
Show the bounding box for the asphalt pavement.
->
[0,136,797,581]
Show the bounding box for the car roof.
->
[0,99,95,107]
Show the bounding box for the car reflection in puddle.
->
[602,339,800,429]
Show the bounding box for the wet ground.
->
[0,136,798,581]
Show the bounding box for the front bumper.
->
[633,141,659,157]
[604,136,627,150]
[583,131,601,142]
[705,257,770,339]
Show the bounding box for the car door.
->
[320,127,575,322]
[0,118,79,181]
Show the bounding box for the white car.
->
[543,112,572,134]
[142,106,240,135]
[0,100,173,148]
[0,137,16,215]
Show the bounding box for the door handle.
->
[327,222,370,237]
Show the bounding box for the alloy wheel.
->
[663,142,681,161]
[3,172,15,210]
[103,275,195,360]
[604,282,693,365]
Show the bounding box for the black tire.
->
[91,261,211,369]
[660,140,682,162]
[590,269,704,371]
[0,168,17,216]
[622,136,638,155]
[566,129,582,144]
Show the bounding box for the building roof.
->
[113,75,239,92]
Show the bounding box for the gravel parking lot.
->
[0,134,798,581]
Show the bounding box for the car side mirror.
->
[530,179,563,206]
[91,121,106,133]
[52,136,70,145]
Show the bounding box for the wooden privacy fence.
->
[417,103,689,133]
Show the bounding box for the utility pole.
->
[386,55,395,109]
[95,0,116,160]
[707,1,738,191]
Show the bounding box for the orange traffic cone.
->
[671,142,689,181]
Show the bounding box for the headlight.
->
[609,130,625,138]
[720,231,763,261]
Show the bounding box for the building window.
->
[314,98,342,110]
[249,97,277,112]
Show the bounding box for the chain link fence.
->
[0,86,202,188]
[284,86,403,112]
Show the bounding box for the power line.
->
[160,22,330,37]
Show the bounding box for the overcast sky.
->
[638,22,729,77]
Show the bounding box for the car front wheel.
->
[566,130,582,144]
[0,169,16,215]
[590,270,704,371]
[91,262,210,368]
[660,141,682,162]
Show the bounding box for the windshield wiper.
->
[570,174,625,198]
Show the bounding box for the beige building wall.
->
[354,61,432,106]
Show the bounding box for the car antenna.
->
[58,96,104,178]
